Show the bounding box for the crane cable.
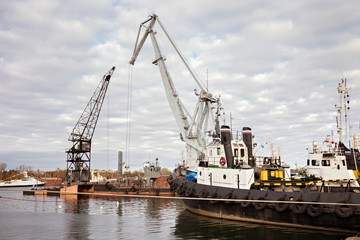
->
[107,86,110,170]
[125,65,134,169]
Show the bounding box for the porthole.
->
[223,174,226,179]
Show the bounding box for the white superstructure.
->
[0,171,45,188]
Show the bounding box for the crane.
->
[129,14,220,171]
[65,66,115,184]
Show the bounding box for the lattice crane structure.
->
[65,66,115,184]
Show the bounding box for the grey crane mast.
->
[65,66,115,184]
[129,14,220,171]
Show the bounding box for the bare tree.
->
[17,165,33,172]
[160,168,172,176]
[0,162,7,172]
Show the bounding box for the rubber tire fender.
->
[210,192,218,204]
[306,203,323,217]
[240,196,251,208]
[185,187,194,197]
[275,197,289,212]
[335,201,355,218]
[199,190,208,198]
[224,192,235,205]
[291,201,307,214]
[254,197,266,211]
[177,183,186,195]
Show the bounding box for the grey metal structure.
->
[129,14,221,171]
[65,66,115,184]
[143,158,161,186]
[117,151,123,181]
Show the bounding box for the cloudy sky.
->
[1,0,360,172]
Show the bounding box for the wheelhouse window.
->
[240,149,245,157]
[321,160,330,166]
[311,160,320,166]
[234,149,238,157]
[217,148,221,155]
[307,159,310,165]
[342,160,346,166]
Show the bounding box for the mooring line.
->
[1,188,360,206]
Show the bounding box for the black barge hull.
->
[171,178,360,233]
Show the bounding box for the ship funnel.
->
[221,125,234,168]
[242,127,254,167]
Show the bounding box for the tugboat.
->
[128,14,360,232]
[306,80,360,190]
[169,81,360,232]
[170,122,360,232]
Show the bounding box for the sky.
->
[1,0,360,172]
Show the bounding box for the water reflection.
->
[173,209,350,240]
[0,190,352,240]
[60,195,90,214]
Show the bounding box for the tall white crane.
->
[129,14,221,171]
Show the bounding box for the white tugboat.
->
[306,80,360,188]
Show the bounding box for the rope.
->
[1,188,360,206]
[107,86,110,170]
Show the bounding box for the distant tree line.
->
[0,163,67,181]
[0,162,173,181]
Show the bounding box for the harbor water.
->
[0,189,353,240]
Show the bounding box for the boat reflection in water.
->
[174,209,350,240]
[0,189,354,239]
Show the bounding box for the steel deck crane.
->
[129,14,221,171]
[65,66,115,184]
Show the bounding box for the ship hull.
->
[0,183,45,188]
[171,178,360,233]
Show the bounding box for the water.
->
[0,189,353,240]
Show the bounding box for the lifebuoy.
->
[335,202,355,218]
[220,157,226,166]
[263,157,270,165]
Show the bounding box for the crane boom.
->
[65,66,115,184]
[129,14,220,171]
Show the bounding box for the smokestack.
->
[242,127,254,167]
[117,151,123,182]
[221,125,234,168]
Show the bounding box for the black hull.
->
[171,178,360,233]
